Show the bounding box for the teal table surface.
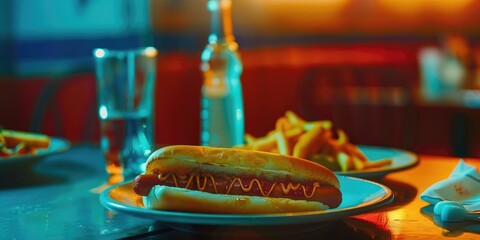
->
[0,144,158,239]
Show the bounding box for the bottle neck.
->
[208,0,235,46]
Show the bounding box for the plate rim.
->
[100,176,394,226]
[334,145,418,178]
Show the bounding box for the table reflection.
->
[144,218,392,240]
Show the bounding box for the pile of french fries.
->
[234,111,392,172]
[0,128,51,157]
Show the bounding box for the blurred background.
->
[2,0,480,157]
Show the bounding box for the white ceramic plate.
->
[334,145,418,179]
[100,176,393,231]
[0,137,70,172]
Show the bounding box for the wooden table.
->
[1,145,479,239]
[351,155,480,240]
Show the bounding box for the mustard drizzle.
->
[156,172,321,199]
[225,177,276,197]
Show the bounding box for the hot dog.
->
[133,145,342,214]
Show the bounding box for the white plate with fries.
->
[0,129,70,172]
[100,175,394,233]
[236,111,418,179]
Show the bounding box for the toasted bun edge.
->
[146,145,340,188]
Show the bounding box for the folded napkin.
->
[420,159,480,212]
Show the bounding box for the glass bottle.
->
[200,0,244,147]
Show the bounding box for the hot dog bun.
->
[144,185,330,214]
[135,145,342,214]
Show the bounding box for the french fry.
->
[246,127,303,152]
[0,130,6,146]
[351,156,366,170]
[364,158,393,169]
[337,129,348,145]
[337,152,353,172]
[284,111,332,131]
[324,139,341,157]
[244,133,257,145]
[275,117,291,155]
[285,110,306,126]
[303,121,332,131]
[293,123,326,159]
[285,127,304,138]
[342,144,369,163]
[250,136,278,152]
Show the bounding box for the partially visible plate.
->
[100,176,393,234]
[0,137,70,172]
[335,145,418,179]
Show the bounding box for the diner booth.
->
[1,0,480,239]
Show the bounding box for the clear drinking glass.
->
[93,47,157,184]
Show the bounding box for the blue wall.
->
[1,0,152,76]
